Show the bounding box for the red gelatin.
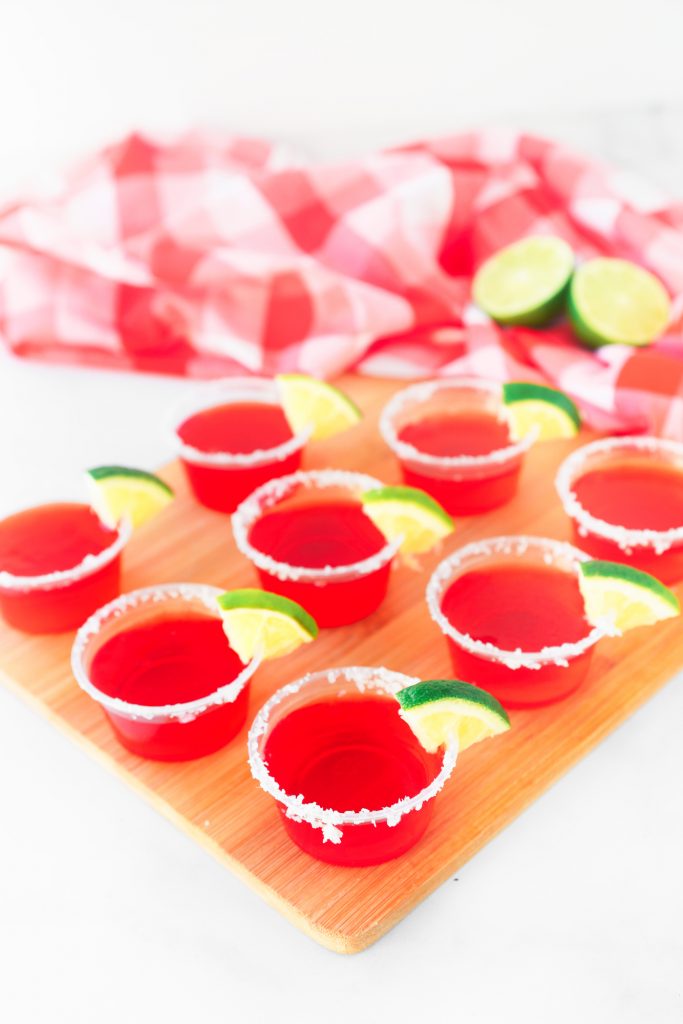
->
[249,668,455,867]
[247,500,392,627]
[427,538,603,708]
[179,402,294,457]
[399,411,511,459]
[442,562,594,707]
[176,398,305,513]
[570,460,683,583]
[72,585,258,761]
[399,411,521,514]
[0,502,125,634]
[573,462,683,531]
[381,379,532,516]
[89,615,249,760]
[265,696,440,865]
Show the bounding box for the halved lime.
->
[472,236,574,326]
[568,258,670,348]
[578,560,679,633]
[86,466,174,529]
[503,381,581,441]
[276,374,362,441]
[397,679,510,754]
[216,589,318,661]
[361,485,454,555]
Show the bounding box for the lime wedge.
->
[397,679,510,754]
[578,560,680,633]
[472,236,574,326]
[568,258,670,348]
[276,374,362,441]
[86,466,174,529]
[216,589,318,661]
[361,485,454,555]
[503,381,581,441]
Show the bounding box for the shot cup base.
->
[255,563,392,628]
[103,685,250,761]
[279,801,435,867]
[0,556,122,635]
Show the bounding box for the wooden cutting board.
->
[1,376,681,954]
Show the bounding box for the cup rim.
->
[169,376,311,468]
[71,582,261,722]
[0,508,131,592]
[232,468,401,583]
[426,535,608,670]
[379,376,535,474]
[247,665,457,844]
[555,434,683,554]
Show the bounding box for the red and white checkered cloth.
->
[1,129,683,436]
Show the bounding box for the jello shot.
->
[426,536,607,708]
[232,469,401,627]
[556,435,683,584]
[172,374,362,514]
[0,502,130,634]
[380,378,535,514]
[172,377,310,513]
[71,583,260,761]
[248,666,457,866]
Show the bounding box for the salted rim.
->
[555,435,683,555]
[169,376,311,468]
[0,511,131,592]
[71,582,261,722]
[426,535,609,671]
[379,377,535,474]
[232,468,401,583]
[247,665,458,844]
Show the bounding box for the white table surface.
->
[1,5,683,1015]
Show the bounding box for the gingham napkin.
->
[1,130,682,436]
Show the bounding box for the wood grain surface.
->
[1,376,681,954]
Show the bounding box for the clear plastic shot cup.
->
[170,377,310,513]
[248,666,457,867]
[0,504,130,634]
[426,536,607,708]
[232,469,401,627]
[555,435,683,584]
[379,378,535,514]
[71,583,260,761]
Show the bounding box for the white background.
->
[1,2,682,1021]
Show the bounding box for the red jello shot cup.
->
[380,378,535,515]
[556,435,683,585]
[248,666,457,867]
[0,503,130,635]
[71,583,260,761]
[232,469,400,628]
[426,536,607,708]
[171,377,310,513]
